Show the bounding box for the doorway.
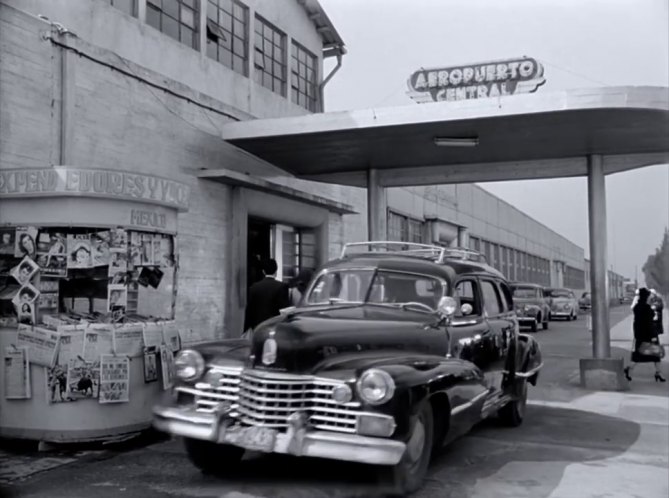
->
[247,218,271,289]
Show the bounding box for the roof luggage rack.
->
[340,241,488,264]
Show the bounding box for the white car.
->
[544,288,579,321]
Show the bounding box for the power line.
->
[531,56,611,87]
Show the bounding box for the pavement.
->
[1,306,668,498]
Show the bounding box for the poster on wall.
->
[82,325,114,363]
[10,256,39,285]
[99,355,130,403]
[66,358,100,400]
[113,323,143,357]
[14,226,38,258]
[67,234,92,269]
[46,363,72,403]
[143,347,158,383]
[16,325,58,367]
[160,344,175,390]
[91,231,111,267]
[4,346,31,400]
[0,227,16,255]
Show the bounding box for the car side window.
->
[480,279,502,317]
[497,281,514,312]
[454,279,481,316]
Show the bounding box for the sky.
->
[319,0,669,281]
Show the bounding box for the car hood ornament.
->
[262,332,278,365]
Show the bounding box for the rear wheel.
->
[378,403,433,496]
[498,380,527,427]
[183,438,245,475]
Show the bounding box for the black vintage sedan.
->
[153,242,543,496]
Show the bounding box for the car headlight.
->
[356,369,395,405]
[174,349,205,382]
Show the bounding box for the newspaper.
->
[113,323,143,357]
[99,355,130,403]
[4,346,31,399]
[142,322,163,349]
[82,325,114,363]
[16,325,59,367]
[161,321,180,352]
[160,344,176,390]
[56,325,86,365]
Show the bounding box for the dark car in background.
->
[579,292,592,311]
[510,282,550,332]
[153,242,543,496]
[544,288,579,320]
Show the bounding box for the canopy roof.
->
[218,86,669,187]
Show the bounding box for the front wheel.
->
[530,319,538,332]
[183,438,245,474]
[378,403,433,496]
[542,317,549,330]
[498,380,527,427]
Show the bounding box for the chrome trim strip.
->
[450,390,489,416]
[514,362,544,378]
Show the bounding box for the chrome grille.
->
[185,367,362,434]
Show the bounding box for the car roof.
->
[322,253,506,282]
[510,282,543,288]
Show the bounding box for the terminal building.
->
[1,0,625,342]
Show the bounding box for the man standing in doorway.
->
[244,258,290,332]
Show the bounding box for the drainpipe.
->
[318,51,343,112]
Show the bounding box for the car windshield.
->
[305,269,446,310]
[512,287,537,298]
[548,290,571,298]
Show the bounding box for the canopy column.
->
[367,168,387,241]
[580,154,626,390]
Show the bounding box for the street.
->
[2,306,668,498]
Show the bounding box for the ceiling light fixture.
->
[433,137,479,147]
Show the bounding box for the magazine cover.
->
[108,248,128,283]
[67,234,92,269]
[36,233,67,277]
[91,231,111,267]
[0,228,16,255]
[38,292,59,310]
[13,283,40,326]
[66,358,100,400]
[10,256,39,285]
[143,347,158,383]
[46,363,72,403]
[4,346,31,400]
[141,233,154,266]
[14,226,38,258]
[129,232,142,267]
[160,344,176,390]
[110,228,128,249]
[107,284,128,313]
[99,355,130,403]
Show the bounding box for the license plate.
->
[221,425,276,452]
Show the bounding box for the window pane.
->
[146,5,161,28]
[481,280,502,316]
[163,0,179,18]
[233,1,245,18]
[233,39,244,56]
[181,6,195,28]
[206,40,217,59]
[180,26,194,46]
[163,16,179,40]
[233,18,244,35]
[111,0,135,16]
[222,11,232,31]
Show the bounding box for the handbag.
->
[638,341,666,359]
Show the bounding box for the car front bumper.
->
[551,310,573,317]
[517,316,538,323]
[153,405,406,466]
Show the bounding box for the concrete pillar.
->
[367,168,387,241]
[580,155,626,390]
[587,155,610,358]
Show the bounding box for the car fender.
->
[515,333,543,385]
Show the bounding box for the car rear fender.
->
[515,333,543,386]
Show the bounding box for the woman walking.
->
[624,287,666,382]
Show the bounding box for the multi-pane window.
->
[387,211,423,243]
[408,219,423,243]
[147,0,199,50]
[109,0,136,16]
[206,0,248,75]
[254,16,286,95]
[565,265,585,289]
[291,41,317,111]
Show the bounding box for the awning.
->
[218,86,669,187]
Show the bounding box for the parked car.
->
[544,288,579,320]
[579,292,592,311]
[510,282,550,331]
[153,242,543,496]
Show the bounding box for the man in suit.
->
[244,259,290,332]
